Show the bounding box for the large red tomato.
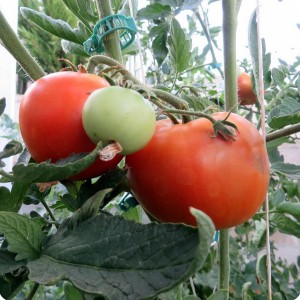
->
[19,71,122,180]
[237,72,257,105]
[126,112,269,229]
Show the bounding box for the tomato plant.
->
[126,112,270,229]
[19,71,122,180]
[237,72,257,105]
[82,86,156,155]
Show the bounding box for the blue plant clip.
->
[84,14,138,55]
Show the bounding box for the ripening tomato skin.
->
[19,72,122,180]
[237,72,257,105]
[126,112,269,229]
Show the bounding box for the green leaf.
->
[0,97,5,116]
[0,187,12,212]
[110,0,126,14]
[252,220,266,248]
[73,167,127,211]
[0,141,23,160]
[272,292,284,300]
[20,7,88,44]
[207,290,228,300]
[271,162,300,180]
[271,213,300,238]
[28,210,214,299]
[271,188,285,207]
[0,273,26,300]
[0,249,26,275]
[0,181,31,212]
[276,202,300,222]
[12,142,103,183]
[256,254,267,281]
[68,189,110,230]
[61,39,90,57]
[181,94,220,113]
[272,68,286,88]
[64,281,84,300]
[137,3,171,20]
[242,282,252,300]
[168,18,191,73]
[61,0,97,30]
[267,98,300,129]
[152,23,169,67]
[0,212,43,260]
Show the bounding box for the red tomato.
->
[237,72,257,105]
[19,71,122,180]
[126,112,269,229]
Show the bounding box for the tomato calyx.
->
[212,119,239,141]
[161,108,239,141]
[99,142,123,161]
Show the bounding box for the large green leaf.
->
[61,0,97,30]
[151,22,170,67]
[271,162,300,180]
[12,142,103,183]
[276,202,300,222]
[137,3,171,20]
[20,7,88,44]
[0,249,26,275]
[28,209,215,299]
[267,97,300,129]
[0,212,44,261]
[271,213,300,238]
[0,181,31,212]
[168,18,191,73]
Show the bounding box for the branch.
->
[95,0,124,64]
[266,124,300,142]
[0,10,45,80]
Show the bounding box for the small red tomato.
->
[19,71,122,180]
[237,72,257,105]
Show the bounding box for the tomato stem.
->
[219,0,238,297]
[218,229,230,292]
[95,0,124,65]
[86,55,192,122]
[266,123,300,142]
[0,10,46,80]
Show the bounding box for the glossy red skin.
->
[237,73,257,105]
[126,112,269,229]
[19,72,122,180]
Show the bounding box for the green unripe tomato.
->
[82,86,156,155]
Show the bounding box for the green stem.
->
[40,198,58,229]
[266,123,300,142]
[222,1,238,113]
[195,9,224,79]
[26,282,40,300]
[0,10,45,80]
[170,71,179,92]
[162,108,216,123]
[86,55,191,122]
[218,229,230,291]
[219,0,237,297]
[95,0,123,65]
